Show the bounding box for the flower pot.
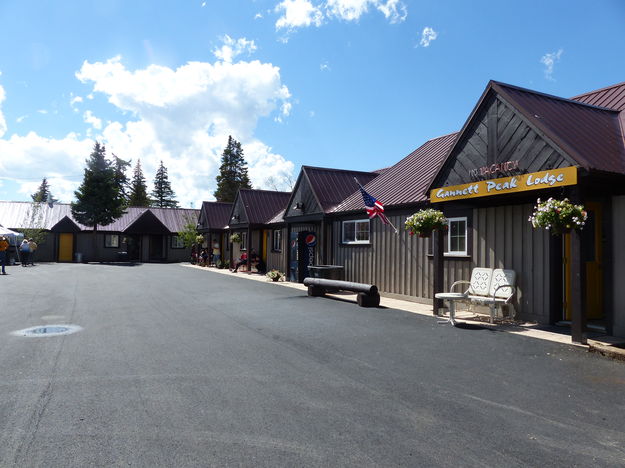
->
[271,276,280,282]
[418,231,432,238]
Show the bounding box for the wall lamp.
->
[294,202,304,210]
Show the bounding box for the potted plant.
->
[405,209,447,238]
[229,233,242,244]
[266,269,285,282]
[529,197,587,235]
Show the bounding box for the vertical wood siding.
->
[612,196,625,337]
[471,203,551,322]
[266,227,286,272]
[332,203,551,320]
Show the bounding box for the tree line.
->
[30,136,252,234]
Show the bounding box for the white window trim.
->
[272,229,282,252]
[240,232,248,251]
[446,217,467,256]
[342,219,371,244]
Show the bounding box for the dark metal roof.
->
[238,189,291,225]
[331,133,458,213]
[0,201,199,233]
[303,166,378,213]
[494,82,625,175]
[571,81,625,111]
[199,201,232,230]
[266,209,286,225]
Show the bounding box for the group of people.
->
[191,242,221,267]
[19,238,38,267]
[0,236,37,275]
[231,249,266,274]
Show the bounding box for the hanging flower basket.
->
[405,209,447,238]
[529,198,587,235]
[229,233,242,244]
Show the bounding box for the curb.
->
[588,342,625,362]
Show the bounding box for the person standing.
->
[19,239,30,267]
[0,236,8,275]
[28,238,38,265]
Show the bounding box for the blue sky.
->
[1,0,624,207]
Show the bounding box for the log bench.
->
[303,278,381,307]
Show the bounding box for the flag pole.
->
[354,177,399,235]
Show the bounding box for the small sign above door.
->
[431,166,577,203]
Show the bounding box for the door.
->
[58,233,73,262]
[563,202,603,320]
[149,235,164,261]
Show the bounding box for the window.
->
[171,235,185,249]
[272,229,282,252]
[342,219,370,244]
[104,234,119,248]
[240,231,247,250]
[447,217,467,255]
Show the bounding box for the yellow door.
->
[564,202,603,320]
[58,233,73,262]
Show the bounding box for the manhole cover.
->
[11,324,83,337]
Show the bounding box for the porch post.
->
[570,227,587,344]
[432,228,445,315]
[569,186,587,344]
[247,226,252,272]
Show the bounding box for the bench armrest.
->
[491,284,516,303]
[450,280,470,294]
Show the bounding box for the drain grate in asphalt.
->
[11,324,83,337]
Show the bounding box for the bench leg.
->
[489,303,496,324]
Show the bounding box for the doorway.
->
[149,235,164,261]
[563,202,604,324]
[58,233,73,262]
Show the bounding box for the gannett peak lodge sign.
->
[431,166,577,203]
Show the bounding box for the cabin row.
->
[3,78,625,340]
[0,201,199,264]
[198,79,625,341]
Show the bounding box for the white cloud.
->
[320,61,330,71]
[418,26,437,47]
[73,55,294,204]
[83,110,102,130]
[37,109,48,115]
[1,53,296,206]
[0,132,92,202]
[540,49,563,81]
[16,115,27,123]
[213,35,257,63]
[255,12,263,19]
[275,0,406,32]
[275,0,324,31]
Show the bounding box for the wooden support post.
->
[246,226,252,272]
[432,229,445,316]
[570,227,587,344]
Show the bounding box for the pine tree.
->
[128,159,152,207]
[214,136,252,202]
[71,141,126,231]
[31,178,52,203]
[151,161,179,208]
[112,153,132,206]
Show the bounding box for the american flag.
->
[359,186,390,225]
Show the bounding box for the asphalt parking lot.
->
[1,263,625,467]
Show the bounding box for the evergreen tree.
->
[151,161,179,208]
[214,136,252,202]
[112,153,132,206]
[31,178,53,203]
[128,159,152,207]
[71,141,126,232]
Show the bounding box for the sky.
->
[0,0,624,208]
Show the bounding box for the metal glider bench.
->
[303,278,381,307]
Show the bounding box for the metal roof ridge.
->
[302,165,378,175]
[571,80,625,99]
[493,81,620,113]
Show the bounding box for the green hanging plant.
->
[405,209,447,238]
